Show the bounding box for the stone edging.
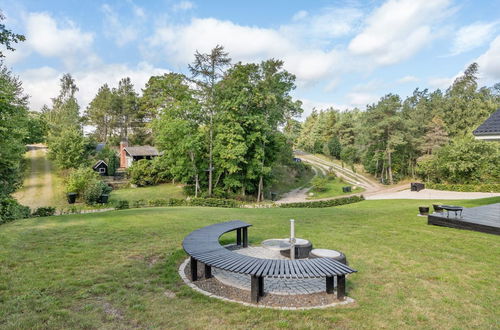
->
[178,257,355,310]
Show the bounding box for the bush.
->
[188,198,240,208]
[114,200,129,210]
[0,196,31,224]
[311,176,329,192]
[32,206,56,217]
[128,157,171,187]
[66,167,101,194]
[280,195,364,208]
[426,182,500,193]
[132,199,146,208]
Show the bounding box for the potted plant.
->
[67,192,77,204]
[419,206,430,215]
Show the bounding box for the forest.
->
[294,63,500,185]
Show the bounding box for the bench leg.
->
[204,264,212,279]
[251,275,264,303]
[237,228,242,246]
[242,227,248,248]
[326,276,334,294]
[190,257,198,281]
[337,275,346,300]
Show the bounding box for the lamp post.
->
[290,219,296,260]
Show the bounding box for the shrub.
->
[426,182,500,193]
[114,200,129,210]
[188,198,240,208]
[132,199,146,208]
[66,167,101,194]
[128,157,171,187]
[280,195,364,208]
[32,206,56,217]
[0,196,31,224]
[311,176,329,192]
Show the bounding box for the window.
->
[99,167,106,173]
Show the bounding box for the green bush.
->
[32,206,56,217]
[132,199,146,208]
[311,176,329,192]
[0,196,31,224]
[188,198,240,208]
[426,183,500,193]
[128,157,171,187]
[280,195,364,208]
[66,167,101,194]
[114,200,129,210]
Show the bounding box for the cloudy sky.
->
[1,0,500,118]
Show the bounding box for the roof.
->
[473,109,500,136]
[95,143,106,152]
[124,145,160,157]
[93,160,108,169]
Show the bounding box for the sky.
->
[1,0,500,119]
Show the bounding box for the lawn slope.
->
[0,198,499,329]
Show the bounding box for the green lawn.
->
[0,198,499,329]
[109,183,185,204]
[307,178,364,199]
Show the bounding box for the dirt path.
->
[13,145,55,209]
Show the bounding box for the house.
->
[93,160,108,175]
[119,141,160,168]
[473,108,500,141]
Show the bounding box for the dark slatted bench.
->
[183,220,357,303]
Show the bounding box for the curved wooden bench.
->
[183,220,357,303]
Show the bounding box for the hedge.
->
[426,183,500,193]
[280,195,364,208]
[32,206,56,217]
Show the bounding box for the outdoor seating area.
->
[428,203,500,235]
[182,220,356,306]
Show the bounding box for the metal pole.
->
[290,219,296,260]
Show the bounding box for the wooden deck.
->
[428,203,500,235]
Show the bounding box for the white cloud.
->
[346,92,379,107]
[428,76,456,89]
[172,1,195,11]
[397,75,419,83]
[24,12,94,64]
[450,21,498,56]
[476,35,500,80]
[147,17,344,85]
[101,4,145,47]
[348,0,452,65]
[18,62,168,111]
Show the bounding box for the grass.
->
[307,178,364,199]
[0,197,499,329]
[109,183,185,204]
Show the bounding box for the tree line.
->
[295,63,500,184]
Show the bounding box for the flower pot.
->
[419,206,429,215]
[99,194,109,204]
[67,193,77,204]
[342,186,352,193]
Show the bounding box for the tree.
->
[85,84,114,142]
[420,116,448,155]
[0,63,29,195]
[150,73,205,196]
[189,45,231,197]
[49,128,89,170]
[0,11,25,58]
[46,73,81,138]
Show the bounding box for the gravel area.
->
[365,188,500,200]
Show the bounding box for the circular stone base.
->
[178,246,355,309]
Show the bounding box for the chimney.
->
[120,140,128,168]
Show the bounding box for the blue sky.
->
[1,0,499,118]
